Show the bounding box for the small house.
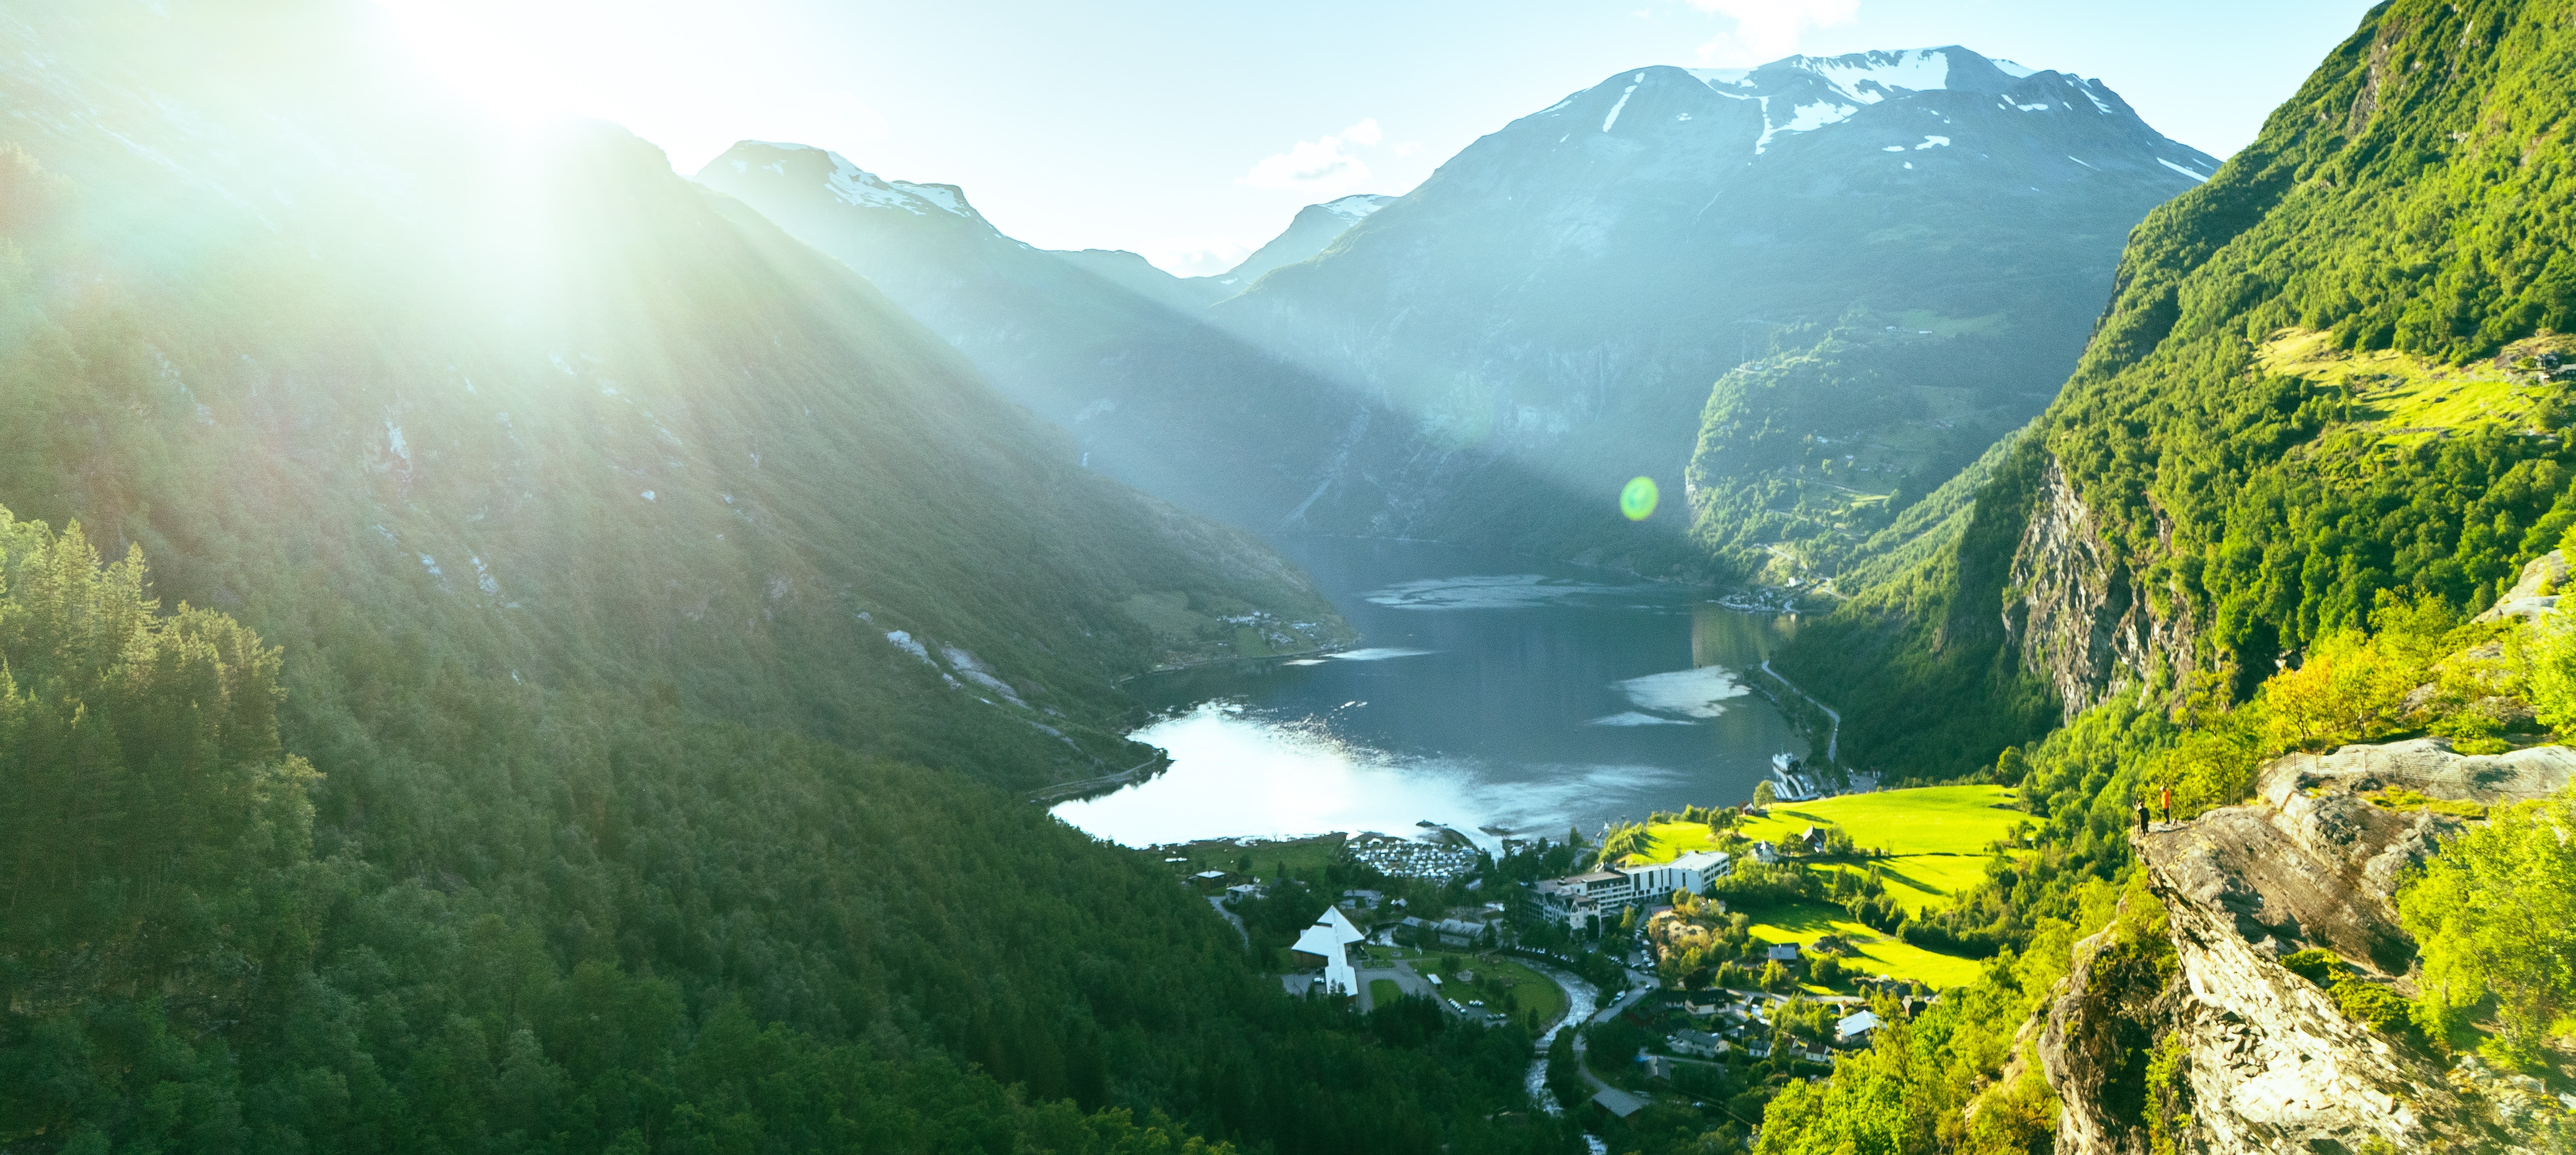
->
[1751,841,1782,866]
[1765,943,1802,963]
[1835,1010,1883,1044]
[1398,916,1488,947]
[1590,1088,1649,1119]
[1668,1029,1727,1058]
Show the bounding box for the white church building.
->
[1290,905,1366,995]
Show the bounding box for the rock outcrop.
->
[2039,738,2575,1154]
[2475,549,2568,624]
[2003,457,2197,719]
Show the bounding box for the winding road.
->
[1759,658,1842,764]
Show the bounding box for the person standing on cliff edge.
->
[2134,798,2149,836]
[2161,783,2173,827]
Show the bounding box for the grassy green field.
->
[1412,954,1569,1026]
[1623,786,2025,989]
[2257,327,2554,448]
[1628,785,2024,917]
[1738,785,2025,854]
[1475,957,1569,1025]
[1369,978,1404,1008]
[1629,785,2023,864]
[1744,903,1989,992]
[1860,854,2005,916]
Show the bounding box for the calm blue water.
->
[1053,536,1809,849]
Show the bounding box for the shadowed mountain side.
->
[697,143,1700,570]
[1209,49,2211,575]
[0,12,1348,792]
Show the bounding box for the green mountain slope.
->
[1783,0,2576,778]
[0,4,1557,1153]
[1214,50,2210,574]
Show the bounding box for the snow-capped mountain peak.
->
[1508,46,2199,166]
[1318,194,1394,225]
[1688,46,2053,106]
[713,141,987,226]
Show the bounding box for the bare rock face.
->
[2003,457,2197,720]
[2264,736,2576,811]
[2474,549,2567,623]
[2039,739,2573,1154]
[2137,876,2458,1154]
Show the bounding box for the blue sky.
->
[379,0,2375,275]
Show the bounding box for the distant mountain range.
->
[698,144,1393,526]
[1212,46,2216,573]
[707,47,2213,580]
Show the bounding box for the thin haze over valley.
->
[5,3,2572,1153]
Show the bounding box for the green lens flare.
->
[1619,476,1660,521]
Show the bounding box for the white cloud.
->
[1236,118,1384,196]
[1687,0,1858,67]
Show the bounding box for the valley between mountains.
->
[2,2,2573,1154]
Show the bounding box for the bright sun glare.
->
[374,0,605,133]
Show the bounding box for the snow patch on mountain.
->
[1319,194,1393,224]
[1686,67,1758,90]
[1798,48,1951,102]
[1602,73,1643,132]
[2158,157,2210,183]
[1755,98,1858,154]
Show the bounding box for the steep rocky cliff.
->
[2003,457,2202,719]
[2037,739,2575,1153]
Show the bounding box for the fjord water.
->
[1053,537,1809,849]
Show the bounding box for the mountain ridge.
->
[1203,45,2214,576]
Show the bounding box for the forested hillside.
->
[0,2,1558,1151]
[1784,0,2576,779]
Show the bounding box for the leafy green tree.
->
[2395,784,2576,1068]
[1759,961,1792,993]
[2524,605,2576,732]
